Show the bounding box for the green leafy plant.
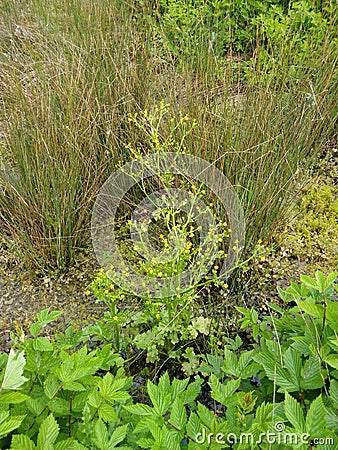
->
[1,271,338,448]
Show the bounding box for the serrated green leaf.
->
[98,403,118,422]
[94,419,108,450]
[178,378,202,404]
[37,413,60,450]
[301,355,323,390]
[300,275,319,291]
[209,374,241,405]
[136,437,154,448]
[54,439,88,450]
[315,271,326,292]
[10,434,37,450]
[44,374,62,399]
[170,398,186,430]
[158,372,170,394]
[186,412,202,441]
[123,403,154,416]
[63,381,85,391]
[327,303,338,332]
[197,403,215,428]
[1,350,28,390]
[330,379,338,405]
[49,397,71,416]
[306,395,326,436]
[109,424,128,448]
[33,337,53,352]
[0,391,28,404]
[284,392,305,432]
[171,378,189,400]
[147,380,171,416]
[0,415,26,439]
[163,428,181,450]
[29,323,42,338]
[297,301,323,318]
[325,354,338,369]
[283,348,302,390]
[26,397,45,416]
[36,309,62,327]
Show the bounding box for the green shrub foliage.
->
[0,272,338,448]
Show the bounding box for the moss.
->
[240,176,338,308]
[276,182,338,268]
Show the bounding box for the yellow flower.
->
[157,272,163,277]
[104,289,109,294]
[110,284,115,290]
[258,239,262,244]
[217,341,222,346]
[99,268,104,273]
[214,265,219,270]
[85,290,91,296]
[120,294,125,299]
[156,313,161,319]
[113,316,118,321]
[223,283,228,289]
[218,237,223,242]
[159,234,164,239]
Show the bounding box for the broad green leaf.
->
[158,372,170,395]
[324,271,338,290]
[109,424,128,447]
[36,309,62,326]
[301,355,323,390]
[178,378,202,404]
[123,403,155,416]
[37,414,60,450]
[297,301,323,318]
[209,375,241,405]
[163,428,181,450]
[315,271,326,292]
[186,412,201,441]
[330,379,338,405]
[10,434,37,450]
[171,378,189,400]
[26,397,46,416]
[94,419,108,450]
[170,398,187,430]
[49,397,72,416]
[325,354,338,370]
[54,439,88,450]
[0,391,29,404]
[0,415,26,439]
[98,403,118,422]
[136,437,155,448]
[283,348,302,390]
[44,374,62,399]
[300,275,319,291]
[147,380,171,416]
[305,395,326,437]
[327,303,338,332]
[284,392,305,432]
[33,337,53,352]
[1,350,28,390]
[197,403,215,428]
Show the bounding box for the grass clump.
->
[0,0,336,277]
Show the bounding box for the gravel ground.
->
[0,246,106,333]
